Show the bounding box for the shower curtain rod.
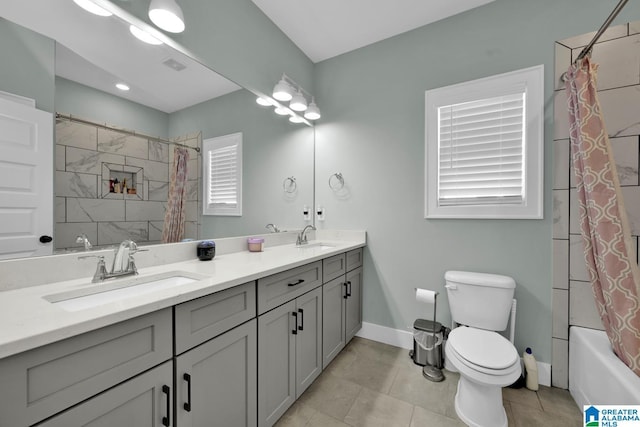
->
[55,113,201,153]
[575,0,629,61]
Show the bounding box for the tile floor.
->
[275,337,583,427]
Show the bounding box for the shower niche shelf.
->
[102,163,144,200]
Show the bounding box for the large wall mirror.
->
[0,0,314,259]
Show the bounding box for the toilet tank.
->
[445,270,515,331]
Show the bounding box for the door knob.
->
[39,235,53,243]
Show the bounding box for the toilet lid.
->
[448,327,518,370]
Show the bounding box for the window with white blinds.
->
[425,65,544,219]
[438,93,525,205]
[202,133,242,216]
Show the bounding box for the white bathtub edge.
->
[569,326,640,406]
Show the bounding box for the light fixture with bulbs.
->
[257,74,321,124]
[115,83,130,91]
[148,0,185,33]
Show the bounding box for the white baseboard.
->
[536,361,551,388]
[356,321,551,387]
[356,321,414,349]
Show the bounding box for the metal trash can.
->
[410,318,444,368]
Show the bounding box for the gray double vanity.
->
[0,234,365,427]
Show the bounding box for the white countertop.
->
[0,236,365,359]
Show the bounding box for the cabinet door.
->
[322,276,346,369]
[176,319,257,427]
[345,267,363,343]
[0,308,172,427]
[37,361,173,427]
[295,287,322,399]
[258,301,296,427]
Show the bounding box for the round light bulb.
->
[272,79,293,102]
[73,0,112,16]
[304,101,321,120]
[148,0,185,33]
[274,106,292,116]
[129,25,163,45]
[289,91,308,112]
[289,115,305,123]
[256,97,273,106]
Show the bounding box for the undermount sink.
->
[296,242,335,250]
[44,271,207,312]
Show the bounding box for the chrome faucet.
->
[75,234,93,251]
[78,240,146,283]
[296,225,316,246]
[265,223,280,233]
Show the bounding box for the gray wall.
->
[312,0,640,366]
[55,77,169,137]
[169,89,315,239]
[0,18,54,111]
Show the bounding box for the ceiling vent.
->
[163,58,187,71]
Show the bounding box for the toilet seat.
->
[445,327,521,386]
[448,327,519,371]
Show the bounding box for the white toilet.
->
[444,271,521,427]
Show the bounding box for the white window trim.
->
[202,132,242,216]
[424,65,544,219]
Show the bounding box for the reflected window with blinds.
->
[203,132,242,216]
[425,65,544,219]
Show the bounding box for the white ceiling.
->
[251,0,496,63]
[1,0,240,114]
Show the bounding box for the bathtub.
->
[569,326,640,406]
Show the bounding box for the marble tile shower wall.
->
[55,119,200,251]
[552,21,640,389]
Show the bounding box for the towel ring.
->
[329,172,344,190]
[283,176,297,193]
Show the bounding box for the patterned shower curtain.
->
[162,147,189,243]
[565,56,640,376]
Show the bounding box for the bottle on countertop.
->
[523,347,539,391]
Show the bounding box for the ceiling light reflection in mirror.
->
[256,73,321,125]
[2,0,240,114]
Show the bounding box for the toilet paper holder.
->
[414,287,444,382]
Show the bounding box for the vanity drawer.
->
[346,248,363,272]
[175,281,256,354]
[323,254,346,283]
[257,261,322,314]
[0,308,172,427]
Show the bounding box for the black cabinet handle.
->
[343,282,348,299]
[162,385,171,426]
[183,373,192,412]
[288,279,305,287]
[298,308,304,331]
[347,281,352,298]
[39,235,53,243]
[292,311,298,335]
